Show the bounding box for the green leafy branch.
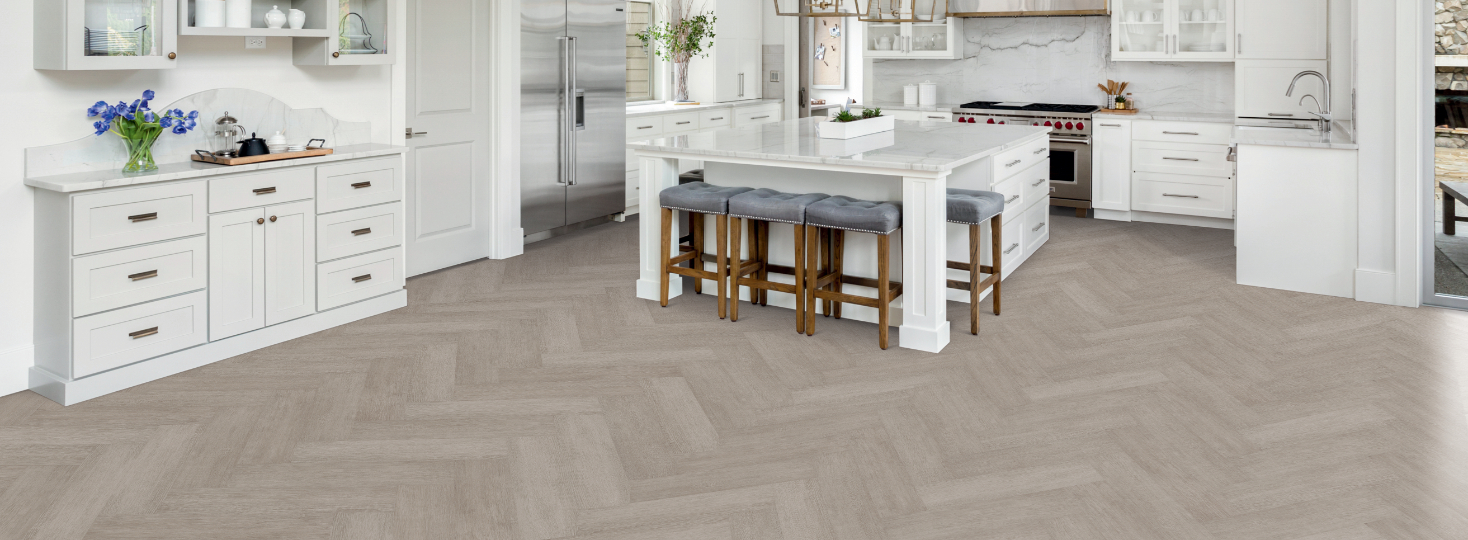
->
[634,13,717,64]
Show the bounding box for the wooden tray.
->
[192,147,334,166]
[1099,108,1139,115]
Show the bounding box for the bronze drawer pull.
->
[252,187,277,194]
[128,212,158,222]
[351,181,372,189]
[351,228,372,236]
[751,115,771,120]
[128,270,158,281]
[675,121,692,125]
[129,327,159,339]
[352,274,373,283]
[709,116,724,121]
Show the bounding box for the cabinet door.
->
[1093,120,1132,213]
[1173,0,1233,60]
[208,208,265,340]
[1235,60,1328,119]
[715,37,741,102]
[1111,0,1171,61]
[1236,0,1325,60]
[36,0,178,70]
[906,21,961,60]
[264,200,316,326]
[864,23,904,59]
[738,38,762,100]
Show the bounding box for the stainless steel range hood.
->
[946,0,1108,17]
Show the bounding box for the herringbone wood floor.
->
[5,213,1468,540]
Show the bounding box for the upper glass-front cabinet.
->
[36,0,179,70]
[294,0,394,65]
[1111,0,1233,62]
[863,19,962,60]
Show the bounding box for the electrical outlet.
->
[245,36,266,49]
[770,70,780,83]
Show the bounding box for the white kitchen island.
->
[630,117,1052,353]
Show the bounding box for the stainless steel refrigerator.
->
[521,0,627,239]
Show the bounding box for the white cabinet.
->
[1092,119,1133,215]
[291,0,396,65]
[208,207,265,340]
[1235,0,1326,60]
[264,201,316,325]
[1128,120,1235,222]
[35,0,179,70]
[1111,0,1233,61]
[1235,60,1328,120]
[688,0,761,103]
[863,20,962,60]
[890,110,952,122]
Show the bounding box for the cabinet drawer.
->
[993,136,1050,183]
[72,236,207,317]
[317,204,403,262]
[735,106,780,126]
[318,248,405,310]
[209,168,314,213]
[991,175,1024,224]
[699,108,733,130]
[1131,172,1234,219]
[1133,142,1233,178]
[317,158,403,214]
[72,181,207,255]
[1132,121,1232,145]
[998,217,1024,278]
[1022,199,1049,257]
[627,116,665,138]
[663,112,701,134]
[72,291,207,378]
[1019,159,1052,210]
[914,111,953,122]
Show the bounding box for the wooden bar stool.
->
[726,189,830,333]
[803,196,904,350]
[658,182,754,318]
[944,189,1005,335]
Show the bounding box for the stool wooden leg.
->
[991,215,1003,316]
[691,212,703,295]
[794,223,806,334]
[757,222,770,306]
[878,233,891,350]
[820,229,832,317]
[970,223,980,335]
[716,215,728,319]
[806,225,820,336]
[832,230,844,319]
[729,217,743,322]
[659,208,673,308]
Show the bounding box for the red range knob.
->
[986,118,995,124]
[999,121,1006,125]
[1032,122,1039,126]
[1043,121,1053,127]
[1076,122,1085,130]
[1064,122,1074,129]
[966,117,975,123]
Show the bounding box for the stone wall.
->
[1439,1,1468,55]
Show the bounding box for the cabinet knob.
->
[269,216,277,222]
[167,52,176,60]
[256,218,265,225]
[332,52,341,58]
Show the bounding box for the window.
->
[626,1,654,102]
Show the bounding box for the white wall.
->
[810,19,862,107]
[1,22,396,395]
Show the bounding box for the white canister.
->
[196,0,226,27]
[225,0,252,28]
[918,81,938,107]
[903,84,919,106]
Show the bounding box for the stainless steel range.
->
[955,101,1099,215]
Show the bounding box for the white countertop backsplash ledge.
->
[26,88,376,182]
[26,144,408,193]
[629,116,1050,173]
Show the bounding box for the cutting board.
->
[192,147,334,166]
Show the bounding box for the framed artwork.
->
[811,16,845,90]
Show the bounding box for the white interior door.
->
[405,0,494,276]
[209,207,265,340]
[264,200,316,326]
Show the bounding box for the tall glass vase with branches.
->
[634,0,716,103]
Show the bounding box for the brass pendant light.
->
[769,0,866,18]
[857,0,946,23]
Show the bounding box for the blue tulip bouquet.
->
[87,90,200,173]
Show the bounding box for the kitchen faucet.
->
[1286,70,1331,134]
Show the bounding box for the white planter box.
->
[816,115,896,140]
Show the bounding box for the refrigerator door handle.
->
[567,36,580,185]
[557,37,572,185]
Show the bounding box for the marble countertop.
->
[1232,121,1358,150]
[628,116,1050,173]
[626,99,783,118]
[26,144,409,193]
[1093,110,1237,123]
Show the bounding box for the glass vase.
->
[121,133,160,173]
[673,61,691,103]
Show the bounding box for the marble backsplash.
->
[27,88,373,179]
[871,16,1234,113]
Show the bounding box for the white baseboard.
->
[1355,269,1398,305]
[30,290,406,406]
[1130,210,1235,230]
[0,345,34,397]
[1094,209,1132,222]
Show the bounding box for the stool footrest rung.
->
[666,266,718,281]
[668,251,699,265]
[946,260,997,274]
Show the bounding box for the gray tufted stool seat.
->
[801,196,904,349]
[944,188,1006,335]
[946,188,1006,225]
[724,189,831,330]
[657,182,754,319]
